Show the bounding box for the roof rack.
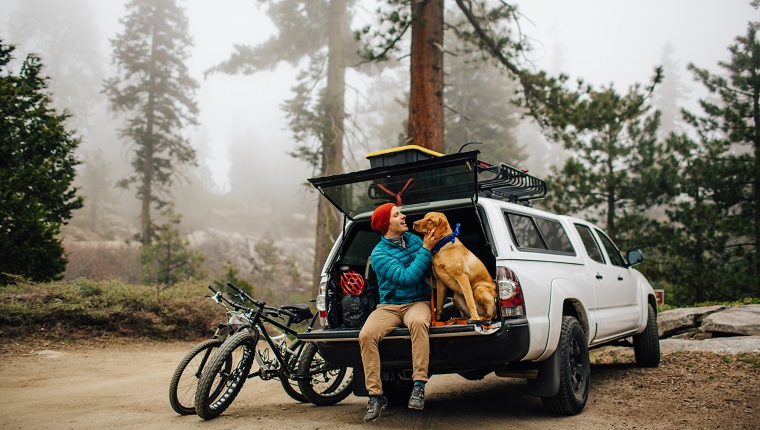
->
[476,161,547,204]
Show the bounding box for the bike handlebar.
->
[207,285,249,311]
[227,281,268,307]
[209,282,312,325]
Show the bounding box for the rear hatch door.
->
[308,151,479,219]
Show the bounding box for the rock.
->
[669,328,713,340]
[701,305,760,336]
[658,306,725,338]
[660,335,760,354]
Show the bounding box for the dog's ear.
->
[433,215,447,241]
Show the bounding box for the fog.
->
[0,0,756,285]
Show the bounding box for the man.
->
[359,202,440,422]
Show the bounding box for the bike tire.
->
[195,330,258,420]
[297,342,353,406]
[279,339,307,403]
[168,338,225,415]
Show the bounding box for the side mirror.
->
[627,249,644,266]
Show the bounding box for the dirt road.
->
[0,340,758,430]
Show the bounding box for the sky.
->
[0,0,757,193]
[516,0,756,94]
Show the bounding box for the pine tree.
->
[679,23,760,296]
[76,149,117,233]
[103,0,199,244]
[0,41,83,284]
[209,0,357,295]
[444,38,525,164]
[536,71,664,242]
[140,204,205,286]
[653,42,690,138]
[656,132,733,303]
[357,1,577,157]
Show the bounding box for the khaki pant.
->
[358,301,431,396]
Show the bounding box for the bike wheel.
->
[279,340,307,403]
[169,338,226,415]
[297,342,353,406]
[195,330,258,420]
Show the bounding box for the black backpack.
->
[340,286,376,328]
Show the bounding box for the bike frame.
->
[223,282,318,382]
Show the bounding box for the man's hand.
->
[422,227,440,251]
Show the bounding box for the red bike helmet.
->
[340,270,365,295]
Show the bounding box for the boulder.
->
[660,335,760,354]
[658,306,725,338]
[701,305,760,336]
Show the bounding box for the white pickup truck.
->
[299,146,660,415]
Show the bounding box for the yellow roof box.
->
[365,145,444,168]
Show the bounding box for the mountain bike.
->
[194,282,353,420]
[168,285,247,415]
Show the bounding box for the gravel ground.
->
[0,338,758,430]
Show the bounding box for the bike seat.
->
[281,304,313,324]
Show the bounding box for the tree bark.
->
[408,0,444,153]
[753,81,760,288]
[312,0,347,295]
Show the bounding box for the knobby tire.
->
[297,342,353,406]
[541,316,590,415]
[633,303,661,367]
[194,330,258,420]
[168,338,225,415]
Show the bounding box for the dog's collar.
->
[431,223,460,254]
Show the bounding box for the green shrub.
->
[0,279,225,340]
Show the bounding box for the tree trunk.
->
[694,191,705,302]
[408,0,444,153]
[753,82,760,290]
[312,0,347,296]
[142,23,159,245]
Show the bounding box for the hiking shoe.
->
[408,384,425,410]
[363,395,388,422]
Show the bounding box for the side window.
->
[505,212,576,255]
[506,213,544,249]
[595,229,626,267]
[575,224,605,264]
[534,218,575,254]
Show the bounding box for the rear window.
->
[505,212,575,255]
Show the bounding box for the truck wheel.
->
[633,303,660,367]
[541,316,590,415]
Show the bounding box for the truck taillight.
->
[496,266,525,317]
[317,280,328,327]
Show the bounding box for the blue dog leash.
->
[430,223,460,254]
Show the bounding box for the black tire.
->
[297,342,353,406]
[541,316,590,415]
[633,303,661,367]
[169,338,225,415]
[279,340,307,403]
[194,330,258,420]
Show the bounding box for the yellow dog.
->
[412,212,497,321]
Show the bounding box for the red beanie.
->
[371,203,395,235]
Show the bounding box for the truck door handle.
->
[617,276,624,281]
[595,273,603,280]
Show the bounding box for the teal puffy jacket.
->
[370,232,432,304]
